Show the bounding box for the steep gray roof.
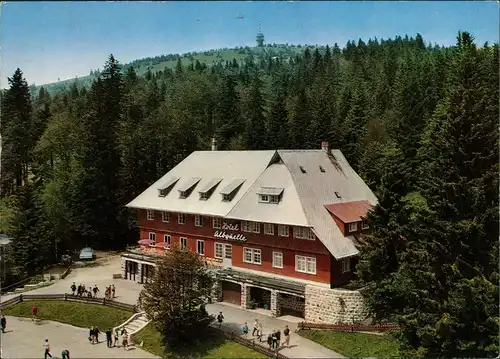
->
[277,150,378,259]
[126,151,277,216]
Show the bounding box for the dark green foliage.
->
[357,32,499,358]
[2,33,498,357]
[1,69,35,194]
[139,245,215,350]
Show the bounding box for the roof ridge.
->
[277,153,311,227]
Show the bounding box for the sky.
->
[0,1,498,88]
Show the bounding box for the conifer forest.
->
[1,32,498,357]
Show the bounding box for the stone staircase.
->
[114,312,150,336]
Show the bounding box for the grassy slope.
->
[3,300,131,330]
[132,323,268,359]
[299,330,400,358]
[37,44,309,94]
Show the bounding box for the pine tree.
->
[266,89,289,149]
[243,74,266,150]
[0,69,34,194]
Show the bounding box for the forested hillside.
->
[1,32,498,357]
[34,43,307,94]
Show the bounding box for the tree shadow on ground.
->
[161,328,228,359]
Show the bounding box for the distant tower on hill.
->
[256,24,265,47]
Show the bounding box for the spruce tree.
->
[0,69,34,194]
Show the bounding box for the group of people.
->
[89,325,130,350]
[70,282,116,299]
[43,339,70,359]
[243,319,291,351]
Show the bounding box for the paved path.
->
[0,316,159,359]
[206,302,343,358]
[1,255,343,358]
[1,257,143,305]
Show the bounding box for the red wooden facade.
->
[137,209,343,285]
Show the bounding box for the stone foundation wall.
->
[277,293,305,316]
[304,285,368,324]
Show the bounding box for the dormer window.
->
[299,166,306,173]
[335,191,341,198]
[220,179,245,202]
[157,177,180,197]
[198,178,222,201]
[257,187,283,204]
[177,177,201,199]
[319,166,325,173]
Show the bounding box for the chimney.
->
[321,141,329,153]
[211,137,217,151]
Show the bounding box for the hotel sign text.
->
[221,222,239,231]
[214,230,247,242]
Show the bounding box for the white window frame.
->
[251,222,260,233]
[178,213,186,224]
[278,225,289,237]
[214,243,223,259]
[242,221,251,232]
[294,227,315,240]
[180,237,187,249]
[272,251,283,269]
[200,192,208,200]
[196,240,205,256]
[348,222,358,232]
[259,194,269,203]
[243,248,262,265]
[295,255,316,275]
[341,258,351,273]
[213,217,222,229]
[195,215,203,227]
[264,223,274,235]
[224,244,232,259]
[361,220,369,230]
[222,193,231,201]
[147,210,154,221]
[149,232,156,246]
[162,211,169,223]
[270,195,279,203]
[164,234,171,246]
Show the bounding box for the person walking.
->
[252,319,259,336]
[267,333,273,349]
[271,330,277,350]
[92,285,99,298]
[61,349,70,359]
[242,322,249,337]
[43,339,52,359]
[111,284,116,298]
[122,329,129,350]
[217,312,224,329]
[257,323,263,341]
[283,325,291,347]
[1,316,6,333]
[32,304,38,321]
[114,328,119,347]
[106,328,112,347]
[94,326,101,343]
[275,329,281,350]
[70,282,76,295]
